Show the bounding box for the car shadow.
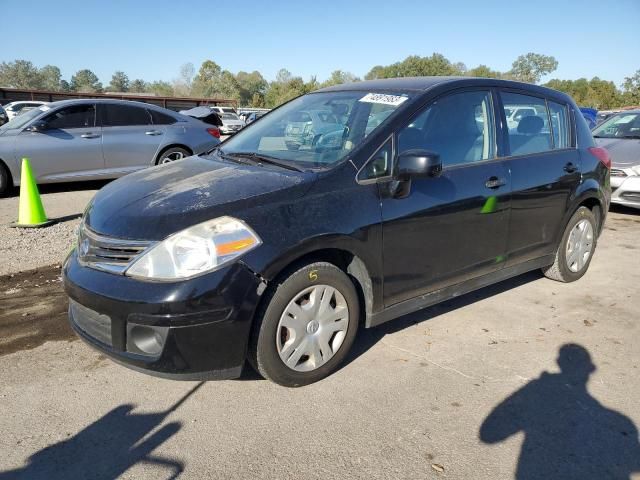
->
[0,382,204,480]
[343,270,542,368]
[479,344,640,479]
[609,204,640,216]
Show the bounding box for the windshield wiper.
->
[622,135,640,139]
[224,152,305,172]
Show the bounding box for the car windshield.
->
[222,113,239,120]
[592,112,640,138]
[0,106,45,131]
[217,90,412,168]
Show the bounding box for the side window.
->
[101,104,152,127]
[358,138,392,181]
[397,90,495,168]
[365,103,395,137]
[501,92,552,156]
[548,101,570,149]
[44,104,95,129]
[150,109,177,125]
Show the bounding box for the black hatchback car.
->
[63,77,611,387]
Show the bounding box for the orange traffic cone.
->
[11,158,54,228]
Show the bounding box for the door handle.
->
[564,162,578,173]
[145,130,163,136]
[80,132,100,139]
[485,177,506,189]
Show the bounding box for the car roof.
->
[42,97,176,112]
[315,76,574,102]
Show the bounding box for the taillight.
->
[589,146,611,169]
[207,127,220,139]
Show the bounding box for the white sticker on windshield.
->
[359,93,408,106]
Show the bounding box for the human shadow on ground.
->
[0,382,204,480]
[479,344,640,479]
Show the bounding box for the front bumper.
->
[611,175,640,209]
[63,250,263,380]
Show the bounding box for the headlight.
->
[125,216,261,280]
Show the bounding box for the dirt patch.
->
[0,264,75,356]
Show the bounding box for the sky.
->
[3,0,640,87]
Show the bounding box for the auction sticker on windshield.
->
[359,93,408,106]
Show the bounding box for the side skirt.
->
[366,255,554,328]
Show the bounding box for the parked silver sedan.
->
[0,99,221,195]
[593,110,640,209]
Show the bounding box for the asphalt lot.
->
[1,182,639,479]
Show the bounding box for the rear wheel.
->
[157,147,190,165]
[249,262,360,387]
[542,206,597,282]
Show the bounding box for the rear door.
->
[379,89,511,306]
[99,103,164,174]
[498,90,581,266]
[14,103,104,182]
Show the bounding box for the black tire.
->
[249,262,360,387]
[0,162,12,197]
[542,206,598,282]
[156,147,190,165]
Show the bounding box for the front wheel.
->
[542,206,598,282]
[249,262,360,387]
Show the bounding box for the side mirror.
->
[25,120,47,132]
[396,149,442,181]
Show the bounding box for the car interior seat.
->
[511,116,551,155]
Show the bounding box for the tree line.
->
[1,54,638,110]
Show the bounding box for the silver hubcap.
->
[566,219,594,272]
[160,151,185,164]
[276,285,349,372]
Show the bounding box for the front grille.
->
[611,169,627,177]
[70,299,113,346]
[78,224,152,274]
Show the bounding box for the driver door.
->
[15,103,104,182]
[380,89,511,306]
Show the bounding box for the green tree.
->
[509,53,558,84]
[129,79,147,93]
[39,65,63,90]
[236,70,267,106]
[70,69,102,92]
[320,70,359,88]
[0,59,43,89]
[622,70,640,105]
[544,77,623,109]
[108,71,130,92]
[364,53,464,79]
[192,60,223,97]
[466,64,502,78]
[146,80,174,96]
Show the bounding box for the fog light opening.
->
[130,325,164,356]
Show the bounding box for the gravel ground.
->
[0,183,98,275]
[0,220,80,275]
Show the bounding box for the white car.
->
[4,101,49,120]
[219,112,245,135]
[210,106,237,115]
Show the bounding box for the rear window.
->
[150,109,176,125]
[101,104,152,127]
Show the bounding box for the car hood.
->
[595,137,640,168]
[85,155,316,240]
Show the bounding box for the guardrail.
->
[0,87,237,112]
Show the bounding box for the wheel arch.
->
[154,144,194,165]
[256,245,378,327]
[0,158,15,193]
